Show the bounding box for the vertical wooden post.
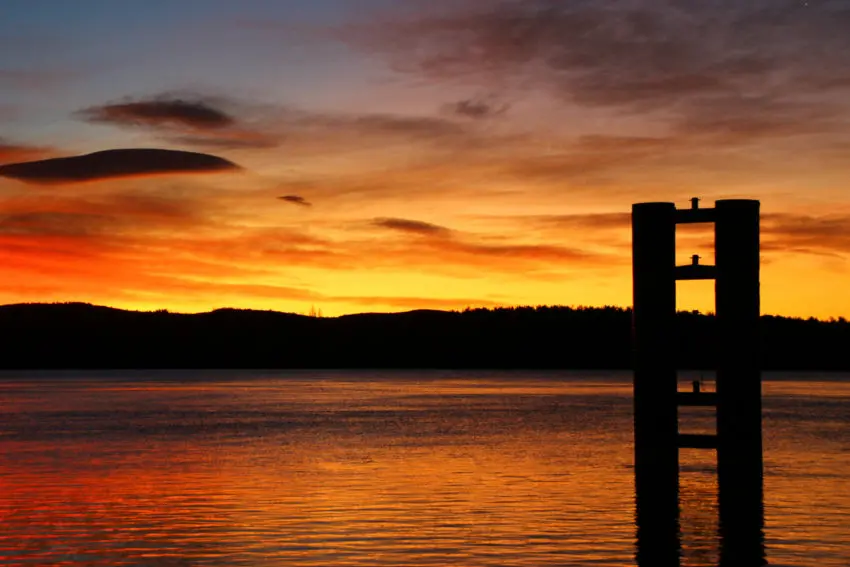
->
[715,199,766,565]
[632,202,680,565]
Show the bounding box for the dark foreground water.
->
[0,370,847,566]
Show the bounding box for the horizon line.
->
[1,300,847,323]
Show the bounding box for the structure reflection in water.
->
[632,199,767,566]
[634,464,766,566]
[634,496,681,567]
[718,499,767,566]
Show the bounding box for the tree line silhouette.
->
[0,302,847,370]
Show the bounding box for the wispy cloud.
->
[0,212,112,238]
[77,93,481,152]
[278,195,313,207]
[373,217,452,236]
[297,111,468,142]
[763,213,850,257]
[77,94,278,150]
[469,210,850,262]
[79,96,235,130]
[347,0,850,143]
[0,148,239,184]
[0,138,53,164]
[426,238,605,266]
[442,95,509,120]
[369,216,613,270]
[507,211,632,232]
[0,189,214,237]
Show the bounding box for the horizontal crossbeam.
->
[677,392,717,406]
[675,208,716,224]
[678,433,718,449]
[675,264,717,280]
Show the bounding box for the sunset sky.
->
[2,0,850,318]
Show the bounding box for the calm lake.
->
[0,370,847,566]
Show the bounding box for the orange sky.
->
[2,1,850,318]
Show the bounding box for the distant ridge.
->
[0,302,847,370]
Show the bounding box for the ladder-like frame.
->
[632,199,765,566]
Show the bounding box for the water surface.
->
[0,370,847,566]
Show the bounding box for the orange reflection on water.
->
[0,373,639,566]
[0,430,635,566]
[0,371,847,566]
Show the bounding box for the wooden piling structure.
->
[632,199,765,566]
[715,200,765,565]
[632,202,680,566]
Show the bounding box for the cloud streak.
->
[77,93,479,152]
[79,97,235,130]
[0,189,215,238]
[0,138,53,164]
[278,195,313,207]
[348,0,850,143]
[373,217,451,236]
[78,95,278,150]
[0,148,239,184]
[763,213,850,257]
[0,212,112,238]
[507,212,632,232]
[369,216,611,270]
[442,95,509,120]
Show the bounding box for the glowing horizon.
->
[2,1,850,319]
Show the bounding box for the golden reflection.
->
[678,463,720,566]
[0,373,847,566]
[0,375,635,566]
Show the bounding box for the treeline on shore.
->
[0,302,847,370]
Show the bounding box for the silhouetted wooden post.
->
[632,202,679,566]
[632,198,765,566]
[715,199,765,565]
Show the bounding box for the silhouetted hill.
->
[0,302,847,370]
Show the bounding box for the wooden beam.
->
[675,208,716,224]
[675,264,717,280]
[678,433,718,449]
[677,392,718,407]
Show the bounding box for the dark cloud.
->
[278,195,313,207]
[79,96,235,130]
[77,95,279,150]
[373,217,452,236]
[0,148,239,184]
[443,95,509,120]
[349,0,850,139]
